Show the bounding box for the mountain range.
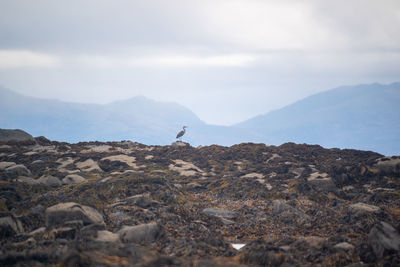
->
[1,82,399,155]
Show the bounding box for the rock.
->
[51,227,76,239]
[0,140,399,266]
[129,196,158,209]
[75,159,102,172]
[349,203,381,216]
[80,223,106,239]
[372,157,400,174]
[5,164,31,178]
[369,221,400,259]
[271,200,310,224]
[0,162,16,170]
[169,159,204,177]
[45,202,104,227]
[334,242,355,251]
[62,174,87,185]
[240,172,264,179]
[21,204,46,231]
[0,129,33,142]
[101,155,138,169]
[240,240,294,266]
[34,136,52,145]
[95,230,120,243]
[203,208,237,219]
[171,141,189,147]
[307,172,337,192]
[0,215,24,237]
[37,175,62,187]
[297,236,326,248]
[28,227,46,237]
[17,176,39,185]
[118,222,161,243]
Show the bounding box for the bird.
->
[176,126,188,141]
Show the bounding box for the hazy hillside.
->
[1,83,399,154]
[0,87,257,145]
[236,83,400,155]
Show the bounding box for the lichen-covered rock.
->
[95,230,120,243]
[75,159,102,172]
[271,199,310,224]
[45,202,104,227]
[16,176,39,185]
[349,203,381,216]
[62,174,87,185]
[369,221,400,259]
[100,155,138,170]
[372,157,400,174]
[118,222,161,243]
[0,215,24,238]
[0,129,33,142]
[5,164,31,178]
[203,208,237,219]
[37,175,62,187]
[0,162,16,170]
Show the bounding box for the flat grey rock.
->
[62,174,87,185]
[203,208,237,219]
[38,175,62,187]
[5,164,31,178]
[0,161,16,170]
[17,176,39,185]
[45,202,104,227]
[349,203,381,216]
[118,222,160,243]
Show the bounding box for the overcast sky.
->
[0,0,399,125]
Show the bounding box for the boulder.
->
[76,159,102,172]
[45,202,104,227]
[307,172,337,192]
[0,161,16,170]
[0,129,33,142]
[0,215,24,237]
[271,200,310,224]
[133,196,158,209]
[349,203,381,217]
[17,176,39,185]
[62,174,87,185]
[171,141,190,147]
[369,221,400,259]
[37,175,62,187]
[118,222,161,243]
[203,208,237,219]
[372,157,400,174]
[95,230,120,243]
[5,164,31,178]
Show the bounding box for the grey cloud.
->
[0,0,399,125]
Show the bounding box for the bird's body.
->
[176,126,187,141]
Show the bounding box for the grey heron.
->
[176,126,187,141]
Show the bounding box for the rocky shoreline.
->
[0,137,399,266]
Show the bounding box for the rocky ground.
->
[0,137,399,266]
